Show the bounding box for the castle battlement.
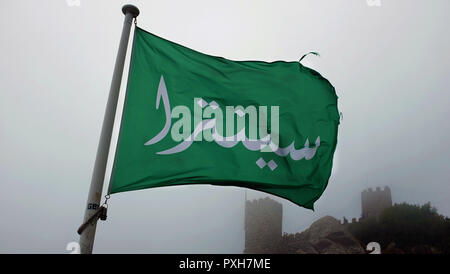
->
[245,188,394,253]
[244,197,282,254]
[362,186,391,194]
[341,186,393,225]
[361,186,392,219]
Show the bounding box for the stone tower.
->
[361,186,392,219]
[244,197,282,253]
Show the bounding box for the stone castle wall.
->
[244,186,393,253]
[361,186,392,219]
[244,197,282,253]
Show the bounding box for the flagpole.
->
[79,4,139,254]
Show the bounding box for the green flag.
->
[109,27,339,209]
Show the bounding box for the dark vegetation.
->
[348,202,450,253]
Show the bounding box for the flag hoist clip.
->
[77,195,110,235]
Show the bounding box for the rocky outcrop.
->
[277,216,365,254]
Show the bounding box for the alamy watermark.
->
[66,0,81,7]
[159,98,280,152]
[367,0,381,7]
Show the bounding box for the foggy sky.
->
[0,0,449,253]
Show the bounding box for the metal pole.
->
[79,4,139,254]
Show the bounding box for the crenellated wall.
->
[245,187,393,253]
[361,186,392,219]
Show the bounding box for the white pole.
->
[79,4,139,254]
